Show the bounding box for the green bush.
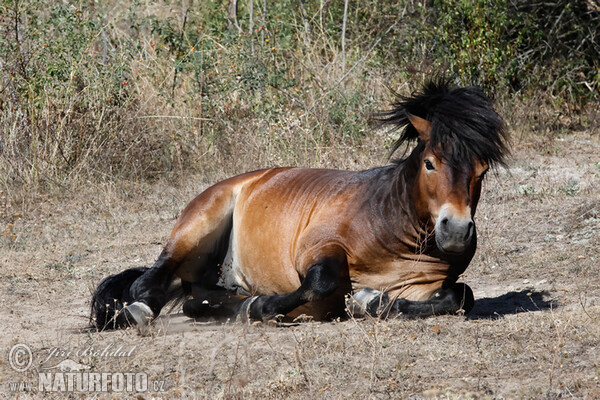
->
[413,0,599,103]
[426,0,516,90]
[507,0,600,104]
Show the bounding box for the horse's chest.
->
[348,257,453,298]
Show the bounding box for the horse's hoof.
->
[118,302,154,327]
[236,296,259,323]
[346,289,388,318]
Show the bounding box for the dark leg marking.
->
[128,257,176,316]
[241,260,341,322]
[349,283,474,319]
[182,290,248,321]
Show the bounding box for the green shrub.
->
[413,0,599,103]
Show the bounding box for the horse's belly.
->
[230,223,301,295]
[229,184,305,294]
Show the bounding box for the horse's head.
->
[380,81,509,256]
[409,114,488,255]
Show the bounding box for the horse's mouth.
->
[439,248,465,256]
[435,237,473,256]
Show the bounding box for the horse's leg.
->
[182,289,248,321]
[91,176,249,330]
[119,254,179,326]
[91,254,179,329]
[91,267,150,329]
[236,259,342,322]
[348,282,474,319]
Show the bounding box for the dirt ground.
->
[1,132,599,399]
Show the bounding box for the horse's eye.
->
[477,167,489,180]
[424,159,435,171]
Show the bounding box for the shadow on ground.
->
[470,290,558,319]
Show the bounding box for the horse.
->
[91,80,508,330]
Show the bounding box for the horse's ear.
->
[408,114,432,142]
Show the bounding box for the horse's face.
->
[409,115,488,255]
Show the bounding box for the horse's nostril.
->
[441,218,449,226]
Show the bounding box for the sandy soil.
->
[1,133,599,399]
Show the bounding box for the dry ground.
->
[1,132,599,399]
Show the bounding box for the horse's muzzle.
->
[435,215,475,255]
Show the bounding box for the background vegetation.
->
[1,0,598,197]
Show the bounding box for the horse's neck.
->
[379,163,435,253]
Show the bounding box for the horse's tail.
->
[91,267,147,330]
[90,266,187,330]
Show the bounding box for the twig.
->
[299,0,311,45]
[369,321,380,391]
[341,0,349,77]
[172,8,189,98]
[290,329,313,390]
[227,0,242,34]
[131,115,214,121]
[330,20,399,92]
[261,0,266,43]
[225,328,245,395]
[248,0,254,33]
[578,293,596,321]
[207,335,236,377]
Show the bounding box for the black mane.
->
[379,80,509,168]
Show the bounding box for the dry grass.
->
[0,0,399,200]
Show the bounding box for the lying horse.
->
[91,80,508,329]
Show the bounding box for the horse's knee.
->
[346,288,390,318]
[246,295,278,321]
[129,261,175,315]
[243,292,303,321]
[299,261,341,301]
[427,282,474,315]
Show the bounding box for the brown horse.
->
[91,80,508,329]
